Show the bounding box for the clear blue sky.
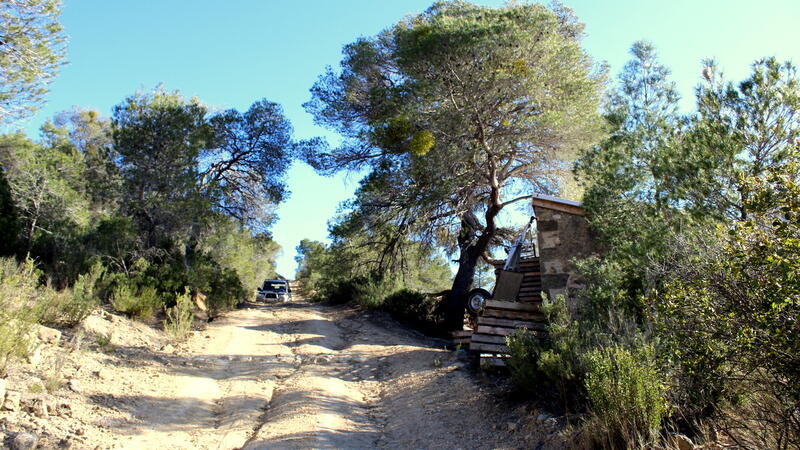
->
[13,0,800,277]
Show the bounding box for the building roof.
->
[531,193,585,216]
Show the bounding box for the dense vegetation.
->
[1,61,293,369]
[1,1,797,448]
[303,0,605,329]
[506,44,800,448]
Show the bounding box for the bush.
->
[381,288,443,333]
[584,344,668,448]
[111,282,162,321]
[0,257,40,376]
[163,288,193,341]
[506,295,588,408]
[40,261,104,326]
[506,328,543,396]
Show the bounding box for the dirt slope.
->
[1,294,557,449]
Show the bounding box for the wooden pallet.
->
[450,330,473,346]
[489,257,542,304]
[469,300,546,367]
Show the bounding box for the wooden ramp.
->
[470,257,545,367]
[469,300,546,366]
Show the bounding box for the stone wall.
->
[534,199,600,312]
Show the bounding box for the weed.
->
[163,288,194,341]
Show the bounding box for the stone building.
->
[532,194,600,311]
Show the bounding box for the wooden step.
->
[469,342,509,353]
[485,300,539,312]
[482,308,544,321]
[470,333,508,345]
[477,316,547,329]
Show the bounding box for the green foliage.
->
[0,0,67,123]
[506,295,587,407]
[0,257,40,376]
[574,43,800,443]
[40,260,104,326]
[408,130,435,156]
[650,151,800,442]
[110,283,162,321]
[0,168,21,255]
[163,288,194,341]
[381,288,443,333]
[584,344,668,448]
[305,1,605,328]
[506,328,543,397]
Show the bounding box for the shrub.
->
[40,261,104,326]
[163,288,194,341]
[584,344,668,448]
[111,282,162,321]
[0,257,40,376]
[381,288,443,334]
[506,294,588,408]
[506,328,543,397]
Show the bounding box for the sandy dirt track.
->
[116,297,530,449]
[2,294,550,449]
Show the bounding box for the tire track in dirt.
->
[102,293,529,449]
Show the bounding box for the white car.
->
[257,280,290,302]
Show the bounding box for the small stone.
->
[161,344,175,353]
[11,432,38,450]
[94,368,111,380]
[669,434,695,450]
[507,422,517,431]
[26,346,43,365]
[0,377,6,401]
[3,390,21,411]
[74,427,85,436]
[37,325,62,344]
[68,379,82,393]
[536,413,551,422]
[33,399,49,418]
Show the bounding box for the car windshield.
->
[262,281,287,292]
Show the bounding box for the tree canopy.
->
[0,0,67,123]
[305,0,605,328]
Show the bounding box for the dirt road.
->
[2,294,542,449]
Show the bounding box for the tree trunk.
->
[442,212,497,331]
[443,241,481,331]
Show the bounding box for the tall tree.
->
[203,99,293,231]
[0,132,88,255]
[112,86,295,265]
[112,87,210,251]
[305,1,605,329]
[0,0,67,123]
[675,57,800,220]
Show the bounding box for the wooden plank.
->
[485,300,539,312]
[482,308,545,321]
[470,333,507,345]
[477,317,547,330]
[476,326,515,336]
[469,342,509,353]
[532,197,586,216]
[450,330,473,338]
[518,287,542,292]
[480,355,507,367]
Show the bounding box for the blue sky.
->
[12,0,800,276]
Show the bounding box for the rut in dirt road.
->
[111,296,529,449]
